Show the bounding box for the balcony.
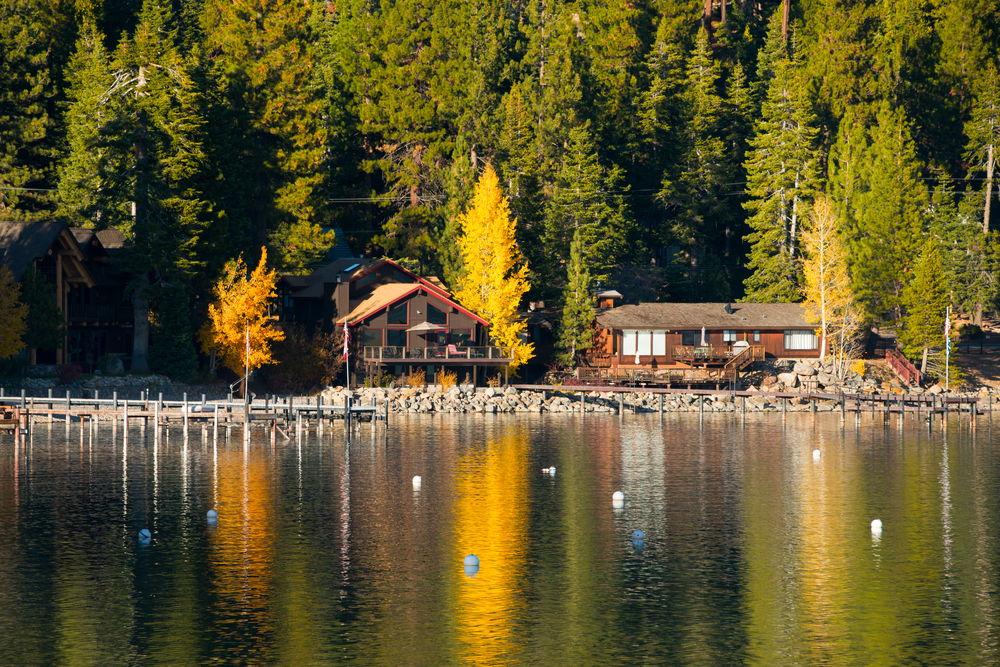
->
[363,346,510,363]
[67,304,133,324]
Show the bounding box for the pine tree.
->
[0,0,56,216]
[454,165,533,371]
[57,21,113,225]
[90,0,212,371]
[543,126,635,295]
[149,284,198,381]
[965,63,1000,234]
[742,51,818,302]
[203,0,330,268]
[848,104,927,322]
[557,228,594,367]
[900,238,948,373]
[19,265,65,352]
[0,264,27,358]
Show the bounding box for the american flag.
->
[343,320,349,360]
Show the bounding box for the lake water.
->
[1,413,997,665]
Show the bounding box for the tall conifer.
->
[557,229,594,367]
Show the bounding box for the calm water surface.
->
[1,413,998,665]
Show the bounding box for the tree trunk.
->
[131,277,150,372]
[721,0,726,23]
[920,347,928,375]
[781,0,790,41]
[974,301,983,327]
[702,0,712,30]
[984,143,994,234]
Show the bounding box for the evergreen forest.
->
[2,0,999,368]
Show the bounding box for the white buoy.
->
[549,467,556,474]
[139,528,151,539]
[207,509,218,520]
[813,449,821,460]
[612,491,624,501]
[463,554,479,567]
[871,519,883,532]
[541,468,549,473]
[612,499,624,510]
[632,529,645,540]
[412,476,422,488]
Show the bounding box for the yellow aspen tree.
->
[0,265,28,358]
[454,165,534,371]
[199,247,285,375]
[802,196,857,369]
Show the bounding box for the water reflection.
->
[0,414,998,664]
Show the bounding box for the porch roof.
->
[596,302,812,331]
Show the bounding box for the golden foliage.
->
[852,359,866,377]
[0,265,27,358]
[487,374,501,388]
[437,369,457,389]
[803,197,864,375]
[453,165,534,371]
[199,248,285,375]
[407,367,426,388]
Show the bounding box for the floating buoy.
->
[612,491,624,501]
[612,499,624,510]
[632,529,645,540]
[813,449,821,460]
[871,519,883,532]
[413,476,422,488]
[139,528,151,540]
[463,554,479,568]
[549,467,556,474]
[541,467,557,475]
[207,509,218,520]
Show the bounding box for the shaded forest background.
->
[1,0,999,328]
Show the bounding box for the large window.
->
[681,330,699,346]
[622,330,637,355]
[428,303,447,325]
[386,329,406,347]
[784,330,818,350]
[636,330,652,355]
[362,328,383,347]
[652,332,666,356]
[388,302,408,325]
[753,330,761,342]
[723,330,737,342]
[451,329,472,346]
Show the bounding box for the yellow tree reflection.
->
[452,427,531,665]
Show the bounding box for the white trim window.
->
[723,330,737,342]
[652,331,666,356]
[784,330,818,350]
[637,330,652,355]
[622,330,637,356]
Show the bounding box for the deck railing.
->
[886,347,921,386]
[363,346,508,361]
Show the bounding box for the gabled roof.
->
[596,302,811,330]
[336,283,488,326]
[280,258,378,298]
[0,221,92,285]
[350,259,451,298]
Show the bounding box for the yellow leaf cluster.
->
[802,197,857,362]
[0,265,27,359]
[454,165,534,370]
[199,248,285,375]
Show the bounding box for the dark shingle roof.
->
[0,221,67,280]
[596,302,811,330]
[281,258,378,299]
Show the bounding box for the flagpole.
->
[945,306,950,391]
[344,319,350,392]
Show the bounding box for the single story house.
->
[589,302,819,368]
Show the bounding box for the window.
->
[622,330,637,355]
[362,328,383,347]
[428,303,447,325]
[356,271,376,287]
[388,302,407,325]
[652,332,666,356]
[393,270,413,283]
[784,330,818,350]
[386,329,407,347]
[723,330,737,342]
[636,330,652,355]
[753,330,761,342]
[681,330,699,346]
[451,329,472,346]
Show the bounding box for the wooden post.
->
[699,394,704,416]
[741,395,746,415]
[123,399,127,427]
[184,394,189,432]
[618,393,623,416]
[66,390,71,426]
[113,390,118,411]
[659,394,664,413]
[214,403,219,441]
[154,400,159,431]
[782,396,786,421]
[580,391,585,413]
[344,395,350,427]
